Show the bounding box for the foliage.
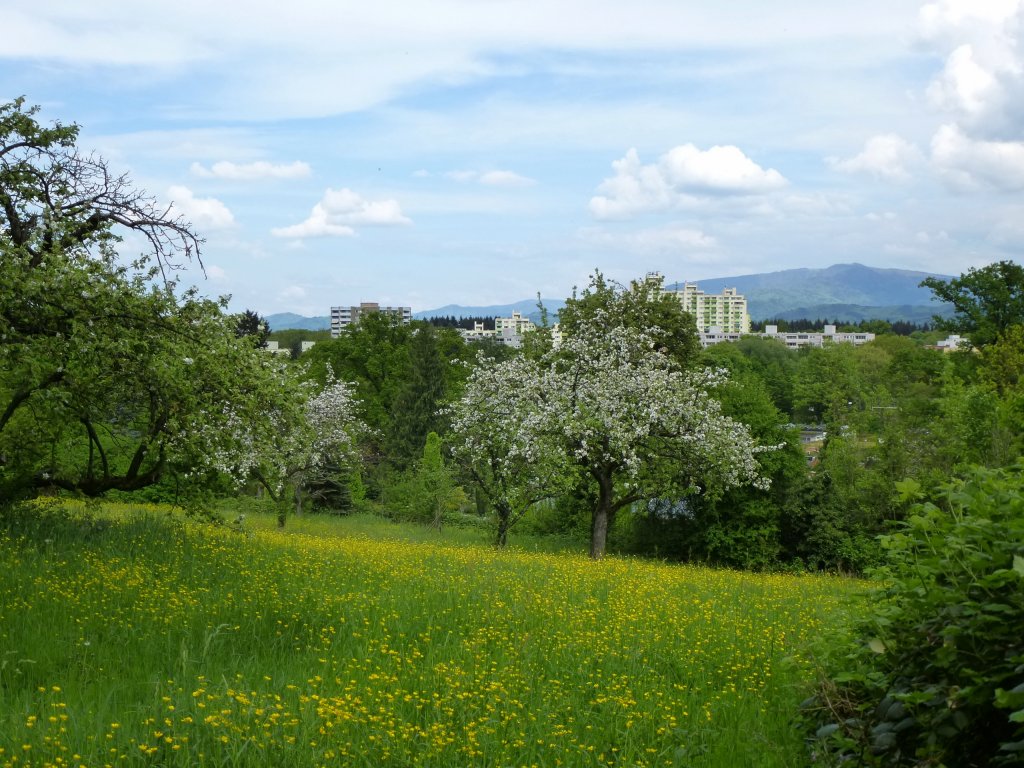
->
[387,325,450,468]
[233,309,270,347]
[793,343,864,425]
[802,463,1024,766]
[557,270,700,367]
[448,353,571,546]
[453,306,771,559]
[0,99,326,500]
[921,260,1024,348]
[621,345,806,570]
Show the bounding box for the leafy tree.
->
[803,464,1024,766]
[921,260,1024,347]
[234,309,270,347]
[303,313,413,481]
[558,271,700,367]
[793,344,864,425]
[0,98,310,498]
[416,432,465,529]
[388,325,450,469]
[448,354,571,546]
[468,310,770,558]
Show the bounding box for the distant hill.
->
[414,299,566,326]
[669,263,953,321]
[266,313,330,331]
[765,303,954,325]
[263,263,957,330]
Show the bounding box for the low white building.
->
[459,311,561,348]
[699,324,875,349]
[927,334,971,353]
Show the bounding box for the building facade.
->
[666,282,751,334]
[330,302,412,338]
[698,324,875,349]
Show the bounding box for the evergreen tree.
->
[388,324,448,468]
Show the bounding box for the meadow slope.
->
[0,503,864,767]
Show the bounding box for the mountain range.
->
[265,263,955,331]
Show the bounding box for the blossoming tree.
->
[0,98,361,501]
[451,300,771,557]
[448,354,571,546]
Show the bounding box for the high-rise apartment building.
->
[330,302,412,337]
[645,272,751,334]
[669,283,750,334]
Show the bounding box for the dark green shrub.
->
[802,463,1024,766]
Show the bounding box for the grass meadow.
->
[0,501,864,767]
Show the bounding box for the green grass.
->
[0,500,865,767]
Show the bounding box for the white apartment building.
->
[331,302,412,338]
[667,283,751,334]
[698,324,875,348]
[459,311,561,348]
[494,311,536,335]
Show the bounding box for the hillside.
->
[1,502,860,767]
[265,312,330,331]
[414,298,566,325]
[672,263,952,321]
[263,263,955,330]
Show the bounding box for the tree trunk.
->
[495,504,510,548]
[590,470,614,559]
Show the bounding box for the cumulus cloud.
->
[206,264,228,280]
[931,123,1024,191]
[271,187,411,238]
[167,185,235,230]
[829,134,923,182]
[589,145,786,219]
[445,169,536,187]
[190,160,311,180]
[920,0,1024,139]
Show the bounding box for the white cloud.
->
[206,264,228,279]
[931,123,1024,191]
[829,134,923,182]
[190,160,311,180]
[589,145,786,220]
[280,285,307,300]
[166,185,235,230]
[445,169,536,187]
[920,0,1024,140]
[478,170,536,187]
[661,144,787,193]
[10,3,923,120]
[271,187,411,238]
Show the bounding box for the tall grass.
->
[0,501,863,767]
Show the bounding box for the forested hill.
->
[672,263,953,320]
[266,263,955,330]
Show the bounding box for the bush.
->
[801,463,1024,766]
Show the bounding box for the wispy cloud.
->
[446,169,537,187]
[191,160,311,180]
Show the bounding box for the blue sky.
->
[4,0,1024,315]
